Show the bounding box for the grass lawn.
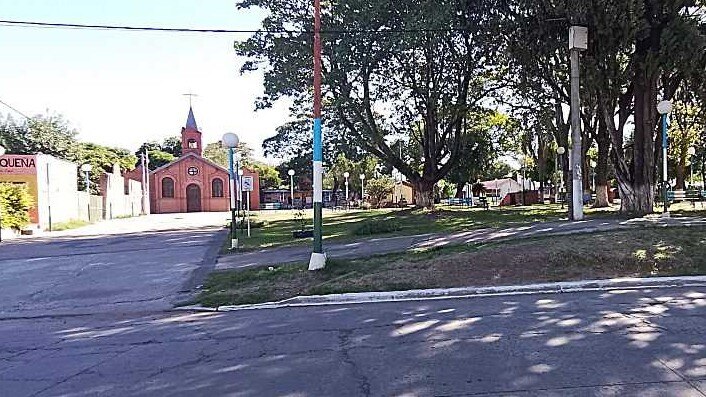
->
[50,219,91,231]
[226,203,616,252]
[198,226,706,307]
[225,202,706,253]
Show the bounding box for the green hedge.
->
[0,183,34,230]
[352,219,402,236]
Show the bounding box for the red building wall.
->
[125,156,261,214]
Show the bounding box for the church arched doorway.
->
[186,184,202,212]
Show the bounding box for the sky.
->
[0,0,290,162]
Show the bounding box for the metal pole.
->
[228,148,237,249]
[290,175,294,209]
[570,48,584,221]
[560,154,565,209]
[662,114,669,215]
[247,190,251,237]
[46,163,52,232]
[236,161,242,241]
[309,0,326,270]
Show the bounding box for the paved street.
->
[1,286,704,396]
[0,213,228,317]
[216,215,706,271]
[2,213,706,396]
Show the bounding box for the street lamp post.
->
[359,174,365,206]
[657,100,673,216]
[222,132,240,249]
[343,171,350,208]
[569,26,588,221]
[557,146,566,209]
[288,169,295,209]
[589,160,597,194]
[688,146,697,188]
[80,163,93,222]
[0,145,5,242]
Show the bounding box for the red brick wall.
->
[142,157,260,214]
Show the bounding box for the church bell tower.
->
[181,107,202,157]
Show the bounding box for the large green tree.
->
[501,0,706,214]
[0,114,78,159]
[237,0,503,207]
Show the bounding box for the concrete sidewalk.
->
[9,212,231,240]
[216,215,706,271]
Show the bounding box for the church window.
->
[188,167,199,176]
[188,139,198,149]
[162,177,175,198]
[212,178,224,198]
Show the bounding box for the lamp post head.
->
[590,160,597,168]
[238,169,244,176]
[288,169,295,177]
[688,146,697,156]
[0,145,6,156]
[657,100,673,115]
[343,172,350,178]
[222,132,240,149]
[557,146,566,155]
[359,174,365,180]
[80,164,93,173]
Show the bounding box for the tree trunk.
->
[455,182,465,199]
[594,119,610,208]
[676,157,686,190]
[618,180,654,215]
[616,22,660,216]
[412,179,436,209]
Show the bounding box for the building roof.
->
[185,107,198,131]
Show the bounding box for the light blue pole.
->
[662,114,669,214]
[228,147,237,247]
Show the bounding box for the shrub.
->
[352,219,402,236]
[0,183,34,230]
[366,177,395,208]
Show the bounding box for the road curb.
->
[177,275,706,312]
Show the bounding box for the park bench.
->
[685,190,706,209]
[477,196,489,210]
[668,190,687,202]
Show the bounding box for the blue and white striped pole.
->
[309,0,326,270]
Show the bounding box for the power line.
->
[0,98,30,119]
[0,19,470,35]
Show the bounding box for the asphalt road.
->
[2,213,705,396]
[0,214,227,318]
[0,286,704,396]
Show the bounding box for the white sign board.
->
[241,176,254,192]
[569,26,588,50]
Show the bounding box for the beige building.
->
[0,154,79,231]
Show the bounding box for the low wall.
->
[77,192,104,222]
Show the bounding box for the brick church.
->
[127,107,260,213]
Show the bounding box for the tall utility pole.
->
[309,0,326,270]
[569,26,587,221]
